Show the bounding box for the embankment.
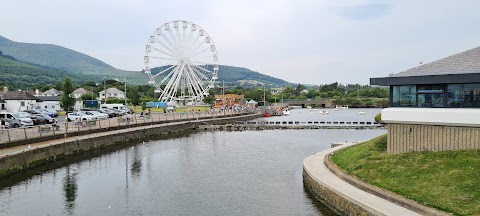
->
[0,113,261,178]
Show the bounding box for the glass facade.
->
[392,85,416,107]
[392,83,480,108]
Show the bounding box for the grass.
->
[331,135,480,216]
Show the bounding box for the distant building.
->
[370,45,480,154]
[42,88,64,97]
[213,94,245,108]
[98,88,125,100]
[0,87,40,112]
[72,87,91,99]
[35,96,62,111]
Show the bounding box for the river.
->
[0,108,386,216]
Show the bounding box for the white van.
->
[0,111,34,127]
[100,104,126,110]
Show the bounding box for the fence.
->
[0,110,251,145]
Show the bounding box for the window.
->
[448,84,464,107]
[20,101,25,106]
[392,85,416,107]
[417,85,445,108]
[463,83,480,107]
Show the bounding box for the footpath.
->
[303,143,422,216]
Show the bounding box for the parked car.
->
[3,118,22,128]
[23,109,45,115]
[37,109,59,117]
[98,108,116,118]
[0,112,34,127]
[34,114,55,124]
[66,112,94,122]
[30,115,47,125]
[79,111,108,120]
[107,108,126,116]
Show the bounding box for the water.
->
[265,108,382,122]
[0,118,386,215]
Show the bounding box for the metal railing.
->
[0,110,255,145]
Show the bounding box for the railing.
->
[0,110,256,145]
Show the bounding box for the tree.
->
[60,78,76,112]
[203,95,215,104]
[129,87,141,106]
[80,93,97,101]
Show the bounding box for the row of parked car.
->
[0,110,57,128]
[65,108,130,122]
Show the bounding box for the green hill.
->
[0,35,291,87]
[0,51,104,89]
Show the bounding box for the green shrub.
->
[374,113,382,123]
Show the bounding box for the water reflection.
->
[130,146,142,178]
[0,129,386,215]
[63,165,78,215]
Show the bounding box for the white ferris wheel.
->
[144,20,219,104]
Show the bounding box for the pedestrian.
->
[52,118,59,131]
[0,118,5,133]
[140,111,144,118]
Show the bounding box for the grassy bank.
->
[331,135,480,215]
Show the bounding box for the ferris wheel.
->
[144,20,219,103]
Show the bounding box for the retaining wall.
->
[0,114,261,178]
[387,123,480,154]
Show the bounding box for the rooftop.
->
[99,88,124,94]
[371,45,480,86]
[1,91,39,100]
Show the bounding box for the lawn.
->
[331,134,480,216]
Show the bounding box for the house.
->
[72,87,91,99]
[35,96,62,111]
[98,88,125,100]
[0,88,39,112]
[370,45,480,154]
[42,88,64,96]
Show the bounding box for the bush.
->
[374,113,382,123]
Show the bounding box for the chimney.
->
[3,86,8,93]
[35,89,40,95]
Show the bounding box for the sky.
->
[1,0,480,85]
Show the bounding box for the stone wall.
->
[387,123,480,154]
[0,114,261,178]
[303,169,375,216]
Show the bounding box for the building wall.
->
[387,124,480,154]
[5,100,37,112]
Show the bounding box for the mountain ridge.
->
[0,35,292,87]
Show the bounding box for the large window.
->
[392,85,416,107]
[417,85,445,108]
[392,83,480,108]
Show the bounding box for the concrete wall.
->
[382,107,480,127]
[303,169,374,216]
[387,123,480,154]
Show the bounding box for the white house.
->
[72,87,91,99]
[0,90,39,112]
[42,88,64,97]
[98,88,125,100]
[35,96,62,111]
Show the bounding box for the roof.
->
[371,45,480,86]
[99,88,124,94]
[72,87,90,95]
[36,96,62,101]
[42,88,64,95]
[1,91,39,100]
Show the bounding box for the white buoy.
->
[142,154,146,156]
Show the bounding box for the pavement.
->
[303,143,422,216]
